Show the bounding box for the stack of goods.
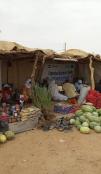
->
[20,106,41,121]
[69,103,101,134]
[86,89,101,108]
[0,103,22,123]
[8,104,21,123]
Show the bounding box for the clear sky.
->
[0,0,101,53]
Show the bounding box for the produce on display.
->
[69,119,75,125]
[82,122,89,127]
[70,103,101,134]
[5,131,15,140]
[0,134,7,143]
[20,106,41,121]
[80,127,90,134]
[75,110,83,117]
[0,130,15,144]
[81,105,94,112]
[94,126,101,133]
[97,109,101,115]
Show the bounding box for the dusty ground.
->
[0,128,101,174]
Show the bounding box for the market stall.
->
[0,43,101,143]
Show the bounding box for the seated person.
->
[75,79,83,93]
[22,78,32,103]
[78,81,91,105]
[48,80,68,101]
[63,80,78,98]
[2,84,12,103]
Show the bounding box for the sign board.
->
[41,62,75,84]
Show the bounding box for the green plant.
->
[32,84,52,111]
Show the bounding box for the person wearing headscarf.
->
[63,79,78,98]
[48,80,68,101]
[22,79,32,102]
[75,79,83,93]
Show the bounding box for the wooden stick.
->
[31,53,39,86]
[89,56,95,90]
[37,55,46,82]
[31,53,39,100]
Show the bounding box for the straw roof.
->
[0,41,33,51]
[1,41,100,62]
[61,49,90,59]
[0,41,56,60]
[0,41,55,54]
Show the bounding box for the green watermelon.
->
[81,105,93,112]
[80,127,90,134]
[0,134,7,143]
[83,112,92,119]
[5,131,15,140]
[82,122,89,127]
[70,119,75,125]
[89,122,100,129]
[76,124,82,130]
[92,116,100,123]
[92,106,96,112]
[75,110,83,117]
[75,119,81,126]
[79,115,87,123]
[97,109,101,116]
[94,126,101,133]
[92,112,99,117]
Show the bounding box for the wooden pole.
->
[31,53,39,99]
[37,55,46,82]
[31,53,39,85]
[89,56,95,90]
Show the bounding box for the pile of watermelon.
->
[70,103,101,134]
[0,131,15,144]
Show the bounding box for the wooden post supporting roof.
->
[37,55,46,82]
[89,56,95,90]
[31,53,39,85]
[31,53,39,99]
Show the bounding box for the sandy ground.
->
[0,128,101,174]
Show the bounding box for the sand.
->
[0,128,101,174]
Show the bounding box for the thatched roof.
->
[1,41,100,62]
[0,41,56,60]
[0,41,33,52]
[61,49,90,59]
[0,41,55,54]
